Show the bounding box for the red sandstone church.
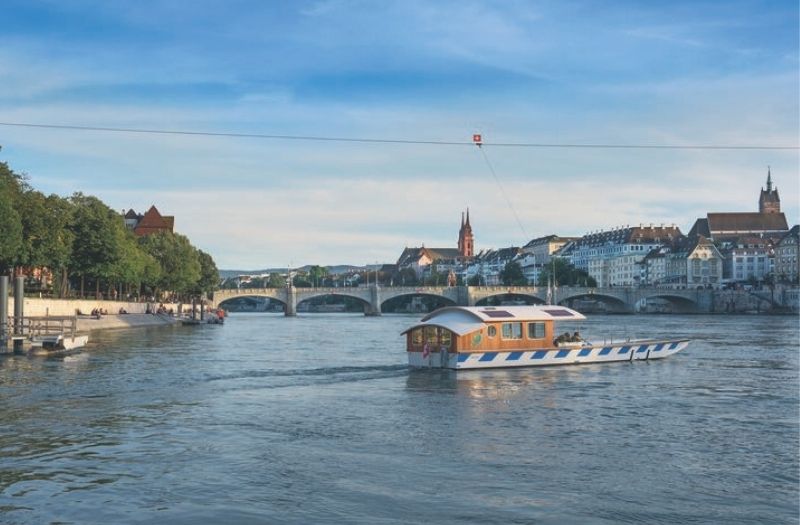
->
[396,209,475,277]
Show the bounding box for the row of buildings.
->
[395,172,799,288]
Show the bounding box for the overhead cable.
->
[0,121,796,150]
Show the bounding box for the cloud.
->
[0,1,797,269]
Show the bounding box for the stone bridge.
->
[211,285,717,315]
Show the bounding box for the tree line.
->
[0,154,219,300]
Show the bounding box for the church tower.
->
[457,209,474,257]
[759,168,781,214]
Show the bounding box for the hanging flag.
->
[472,134,482,145]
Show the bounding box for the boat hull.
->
[408,339,690,370]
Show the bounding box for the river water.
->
[0,313,797,524]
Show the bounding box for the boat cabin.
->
[403,306,587,355]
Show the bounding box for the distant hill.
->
[219,264,381,280]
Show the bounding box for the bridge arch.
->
[638,293,699,314]
[217,293,287,312]
[295,291,372,313]
[474,293,546,307]
[380,292,457,313]
[556,292,631,313]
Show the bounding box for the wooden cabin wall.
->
[456,321,556,352]
[409,321,571,353]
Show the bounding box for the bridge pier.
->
[365,285,381,316]
[458,286,472,307]
[284,286,297,317]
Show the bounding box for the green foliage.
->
[500,261,528,286]
[0,158,26,272]
[196,250,220,293]
[138,231,201,294]
[6,186,76,287]
[267,272,286,288]
[537,258,597,287]
[68,193,126,281]
[292,272,312,287]
[0,190,22,272]
[116,230,161,288]
[307,265,328,286]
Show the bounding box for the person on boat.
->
[571,331,582,342]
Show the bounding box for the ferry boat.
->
[403,306,689,370]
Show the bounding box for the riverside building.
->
[774,225,799,283]
[561,225,682,287]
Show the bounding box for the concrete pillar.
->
[13,276,24,353]
[365,284,381,316]
[457,285,470,307]
[0,276,7,349]
[285,286,297,317]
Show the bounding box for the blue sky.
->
[0,0,797,268]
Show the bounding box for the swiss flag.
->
[472,134,482,143]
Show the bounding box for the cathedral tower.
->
[458,209,474,257]
[759,168,781,214]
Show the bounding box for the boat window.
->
[501,322,523,340]
[440,330,452,346]
[412,328,423,345]
[528,322,546,339]
[487,326,497,337]
[424,326,438,344]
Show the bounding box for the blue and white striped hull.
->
[408,340,690,370]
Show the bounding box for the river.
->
[0,313,798,524]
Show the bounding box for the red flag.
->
[472,134,482,144]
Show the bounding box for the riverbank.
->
[76,313,179,333]
[8,297,182,317]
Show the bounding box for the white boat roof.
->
[401,306,586,336]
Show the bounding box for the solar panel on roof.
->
[543,309,574,317]
[481,310,513,318]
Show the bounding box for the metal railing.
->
[4,316,77,340]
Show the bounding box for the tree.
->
[267,272,286,288]
[0,156,26,273]
[69,193,128,296]
[538,258,597,287]
[42,195,75,296]
[500,261,528,286]
[138,231,201,296]
[0,190,22,272]
[195,250,220,295]
[114,230,162,298]
[308,265,328,287]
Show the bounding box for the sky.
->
[0,0,797,269]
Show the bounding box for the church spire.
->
[457,207,475,257]
[759,169,780,214]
